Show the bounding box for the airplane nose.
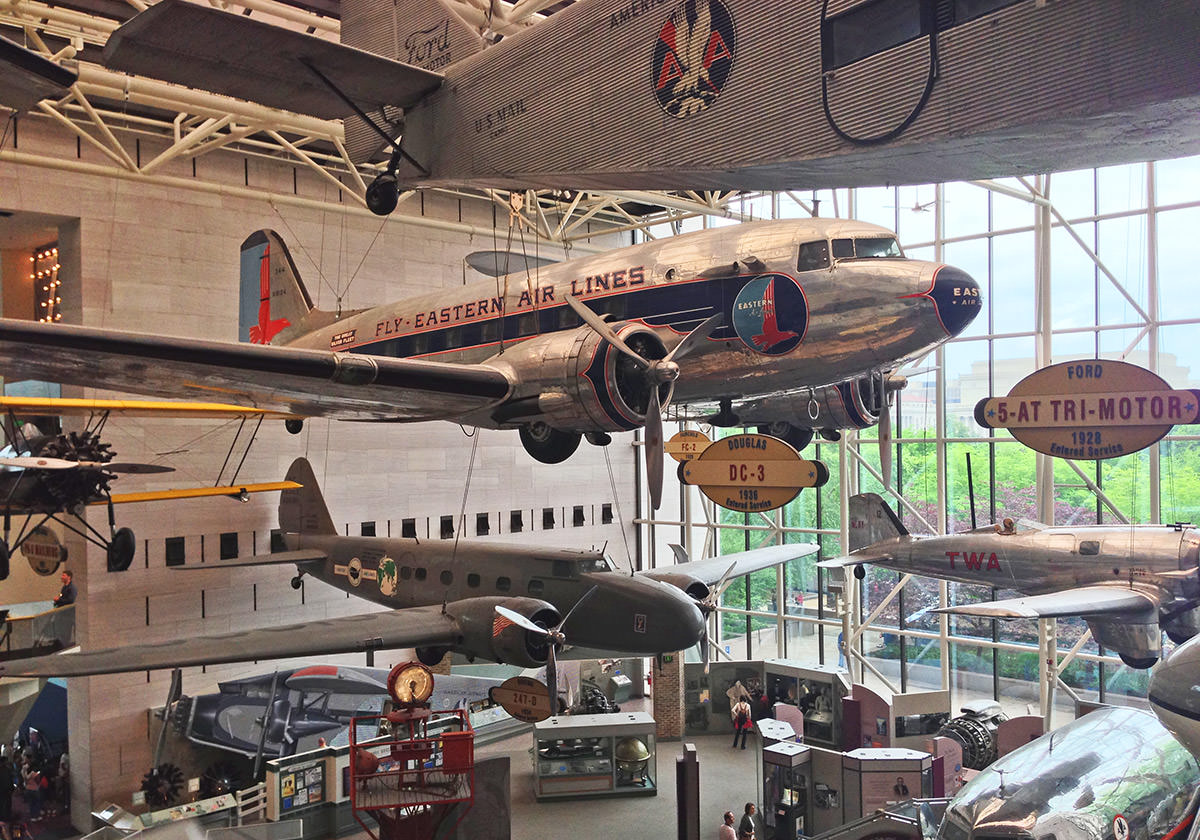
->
[927,265,982,336]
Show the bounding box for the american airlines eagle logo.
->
[652,0,736,118]
[731,274,808,356]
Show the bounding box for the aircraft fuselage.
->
[286,532,705,656]
[858,525,1200,601]
[284,218,979,427]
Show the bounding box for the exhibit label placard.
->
[665,429,711,462]
[490,676,553,723]
[974,360,1200,459]
[680,433,828,512]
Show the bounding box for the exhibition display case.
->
[532,712,657,799]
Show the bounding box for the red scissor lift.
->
[349,705,476,840]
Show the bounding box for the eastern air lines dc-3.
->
[0,457,816,711]
[820,494,1200,668]
[0,218,980,506]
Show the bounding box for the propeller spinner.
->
[565,295,722,510]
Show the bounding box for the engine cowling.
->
[639,571,710,602]
[453,596,562,668]
[488,324,672,432]
[801,376,885,431]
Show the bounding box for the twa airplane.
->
[820,494,1200,668]
[0,218,980,506]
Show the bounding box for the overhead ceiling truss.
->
[0,0,757,243]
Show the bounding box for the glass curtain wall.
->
[637,155,1200,714]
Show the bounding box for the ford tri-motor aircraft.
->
[0,457,817,707]
[0,218,981,508]
[819,494,1200,669]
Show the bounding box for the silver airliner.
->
[0,218,980,508]
[820,494,1200,668]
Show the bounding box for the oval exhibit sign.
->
[21,525,65,575]
[681,433,829,513]
[975,360,1200,459]
[666,429,711,463]
[489,676,553,723]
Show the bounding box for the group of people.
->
[719,803,757,840]
[0,737,69,837]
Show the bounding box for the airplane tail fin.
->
[849,493,908,552]
[279,458,338,536]
[238,230,317,346]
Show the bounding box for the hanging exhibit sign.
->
[665,429,711,462]
[680,433,828,513]
[974,359,1200,459]
[489,676,553,723]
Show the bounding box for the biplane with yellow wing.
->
[0,396,303,575]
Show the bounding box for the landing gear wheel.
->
[519,423,582,464]
[756,423,814,452]
[291,575,304,590]
[365,174,399,216]
[853,564,866,580]
[584,431,612,447]
[285,419,304,435]
[107,526,136,572]
[819,429,842,442]
[1118,652,1158,669]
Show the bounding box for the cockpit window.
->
[797,240,830,271]
[831,236,904,261]
[579,554,615,573]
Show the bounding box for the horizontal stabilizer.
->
[663,543,818,586]
[932,586,1160,620]
[169,549,327,569]
[103,0,442,120]
[464,251,561,278]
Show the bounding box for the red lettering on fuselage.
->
[946,550,1000,571]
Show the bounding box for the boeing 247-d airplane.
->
[0,457,815,710]
[820,494,1200,668]
[0,218,980,506]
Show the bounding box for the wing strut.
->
[296,57,426,216]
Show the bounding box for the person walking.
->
[739,803,756,840]
[731,696,753,749]
[718,810,737,840]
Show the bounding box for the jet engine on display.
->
[935,700,1008,771]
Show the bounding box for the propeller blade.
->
[0,456,80,470]
[878,404,893,491]
[495,604,548,636]
[711,561,739,602]
[546,646,559,716]
[668,543,688,565]
[663,312,724,363]
[106,462,176,474]
[565,295,645,366]
[700,623,711,674]
[558,585,599,632]
[646,388,664,510]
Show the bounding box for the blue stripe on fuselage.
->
[346,275,756,360]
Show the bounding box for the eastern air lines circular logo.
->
[653,0,736,118]
[732,274,808,356]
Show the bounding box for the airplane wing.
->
[816,556,869,570]
[0,318,511,422]
[0,396,304,421]
[102,0,442,121]
[0,604,464,677]
[932,586,1161,620]
[662,543,820,586]
[103,481,301,505]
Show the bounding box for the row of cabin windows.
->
[161,503,616,566]
[384,566,548,596]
